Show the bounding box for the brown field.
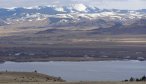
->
[0,72,64,83]
[1,81,146,84]
[0,72,145,84]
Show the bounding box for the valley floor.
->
[0,35,146,62]
[0,46,146,62]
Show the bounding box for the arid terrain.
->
[0,72,145,84]
[2,82,146,84]
[0,72,64,83]
[0,40,146,62]
[0,6,146,62]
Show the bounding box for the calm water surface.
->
[0,60,146,81]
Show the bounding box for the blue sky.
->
[0,0,146,9]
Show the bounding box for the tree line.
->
[124,75,146,82]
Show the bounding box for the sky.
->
[0,0,146,9]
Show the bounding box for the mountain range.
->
[0,4,146,35]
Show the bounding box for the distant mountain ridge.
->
[0,4,146,35]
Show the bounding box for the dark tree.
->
[34,70,37,73]
[129,77,135,81]
[141,75,146,81]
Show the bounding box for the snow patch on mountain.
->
[54,7,64,12]
[70,4,87,12]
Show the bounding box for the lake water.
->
[0,60,146,81]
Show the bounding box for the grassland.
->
[0,72,64,83]
[1,81,146,84]
[0,72,145,84]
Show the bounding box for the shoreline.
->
[0,59,145,63]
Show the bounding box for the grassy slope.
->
[2,82,146,84]
[0,72,64,83]
[0,72,145,84]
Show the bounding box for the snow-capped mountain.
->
[0,4,146,28]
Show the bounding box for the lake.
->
[0,60,146,81]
